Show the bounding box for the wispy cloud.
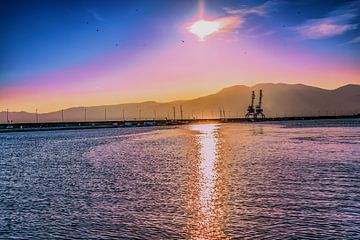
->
[293,1,359,39]
[222,0,280,36]
[88,9,105,22]
[216,16,243,32]
[294,20,357,39]
[245,25,275,38]
[344,35,360,44]
[224,0,281,17]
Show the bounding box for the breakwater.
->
[0,114,359,133]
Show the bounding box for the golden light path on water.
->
[188,124,228,239]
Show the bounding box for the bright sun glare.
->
[188,19,220,41]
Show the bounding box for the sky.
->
[1,0,360,112]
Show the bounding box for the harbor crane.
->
[255,89,265,119]
[245,89,265,120]
[245,91,256,119]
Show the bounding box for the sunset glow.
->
[189,19,220,41]
[1,2,360,240]
[0,0,359,113]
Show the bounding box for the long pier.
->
[0,114,359,133]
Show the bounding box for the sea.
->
[1,119,359,239]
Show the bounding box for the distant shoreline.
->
[0,115,359,133]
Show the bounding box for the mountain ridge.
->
[1,83,359,123]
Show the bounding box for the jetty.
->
[0,114,359,133]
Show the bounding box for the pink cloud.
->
[293,1,360,40]
[295,21,357,39]
[216,16,243,32]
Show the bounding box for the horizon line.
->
[1,82,359,114]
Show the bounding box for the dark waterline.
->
[0,120,359,239]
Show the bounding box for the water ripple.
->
[0,121,359,239]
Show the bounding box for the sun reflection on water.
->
[187,124,229,239]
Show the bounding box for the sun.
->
[188,19,220,41]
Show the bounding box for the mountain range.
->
[1,83,360,123]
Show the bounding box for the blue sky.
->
[1,0,359,82]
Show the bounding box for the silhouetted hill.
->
[1,83,359,123]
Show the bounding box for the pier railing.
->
[0,114,359,133]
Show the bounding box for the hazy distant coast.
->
[1,83,360,123]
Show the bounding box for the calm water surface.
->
[1,119,359,239]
